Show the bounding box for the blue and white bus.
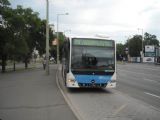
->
[62,37,116,88]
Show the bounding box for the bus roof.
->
[66,35,114,41]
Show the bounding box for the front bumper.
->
[66,81,116,88]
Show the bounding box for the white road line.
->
[118,69,160,84]
[118,69,160,78]
[144,92,160,99]
[118,64,160,71]
[127,66,159,71]
[113,104,127,116]
[143,78,160,85]
[143,78,154,82]
[119,72,160,85]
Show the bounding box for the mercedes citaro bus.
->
[62,36,116,88]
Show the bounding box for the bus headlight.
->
[67,79,75,83]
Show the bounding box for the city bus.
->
[62,37,116,88]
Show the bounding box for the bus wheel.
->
[64,70,67,86]
[62,65,64,77]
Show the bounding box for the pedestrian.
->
[122,57,125,64]
[43,57,46,70]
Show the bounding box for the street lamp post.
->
[56,13,69,64]
[138,28,144,63]
[124,35,132,62]
[46,0,49,75]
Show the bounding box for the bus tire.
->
[62,65,64,77]
[64,70,67,86]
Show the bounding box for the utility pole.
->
[46,0,49,75]
[56,15,59,64]
[138,28,144,63]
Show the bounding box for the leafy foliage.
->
[116,43,125,60]
[144,32,159,46]
[128,35,142,57]
[125,32,159,57]
[0,1,54,72]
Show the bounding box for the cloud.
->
[10,0,160,42]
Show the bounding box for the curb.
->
[56,66,83,120]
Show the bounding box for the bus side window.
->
[62,44,65,65]
[67,41,70,72]
[64,40,70,73]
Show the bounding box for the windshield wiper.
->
[97,65,114,69]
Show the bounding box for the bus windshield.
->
[71,39,115,72]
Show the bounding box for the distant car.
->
[50,57,56,63]
[146,58,152,61]
[50,57,54,61]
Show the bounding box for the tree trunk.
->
[2,55,7,73]
[24,55,30,69]
[13,60,16,71]
[25,60,28,69]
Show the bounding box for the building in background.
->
[155,46,160,64]
[143,45,155,63]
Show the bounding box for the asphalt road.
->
[58,63,160,120]
[116,63,160,109]
[0,65,77,120]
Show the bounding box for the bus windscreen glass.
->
[71,38,115,72]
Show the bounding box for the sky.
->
[10,0,160,43]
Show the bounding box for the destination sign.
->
[73,38,114,47]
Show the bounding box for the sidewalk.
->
[0,65,77,120]
[0,62,43,72]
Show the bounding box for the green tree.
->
[0,0,28,72]
[34,20,56,57]
[0,1,55,72]
[14,6,40,68]
[116,43,125,60]
[59,32,65,61]
[0,3,39,72]
[8,7,29,71]
[144,32,159,46]
[34,20,46,56]
[50,32,65,62]
[0,0,10,7]
[0,27,10,72]
[128,35,142,57]
[13,6,54,68]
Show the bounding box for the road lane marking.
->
[143,78,160,84]
[126,66,159,71]
[118,64,160,71]
[144,92,160,99]
[113,104,127,116]
[118,70,160,85]
[118,69,160,78]
[143,78,154,82]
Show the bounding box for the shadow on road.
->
[66,87,113,94]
